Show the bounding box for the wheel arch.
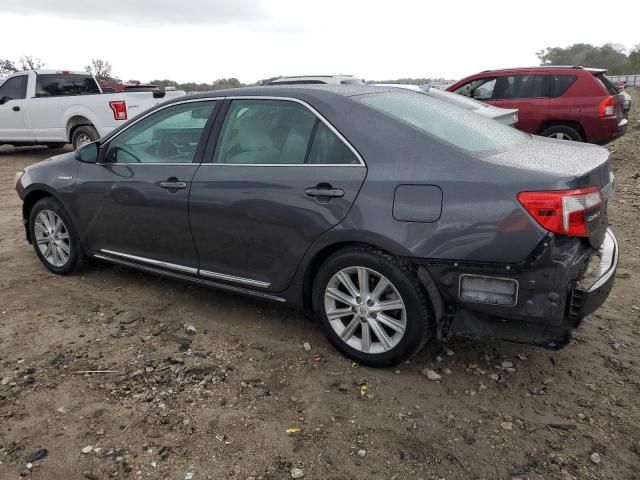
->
[65,114,97,143]
[537,120,585,140]
[21,186,61,243]
[300,239,445,332]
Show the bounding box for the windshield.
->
[355,91,527,153]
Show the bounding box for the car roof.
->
[170,84,394,103]
[268,75,363,85]
[479,65,606,74]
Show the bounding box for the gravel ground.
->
[1,90,639,480]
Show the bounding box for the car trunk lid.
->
[483,136,613,248]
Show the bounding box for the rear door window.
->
[35,74,101,97]
[549,75,577,97]
[215,99,359,165]
[493,75,547,99]
[0,75,27,100]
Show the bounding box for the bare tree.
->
[0,58,18,78]
[19,55,45,71]
[85,58,118,83]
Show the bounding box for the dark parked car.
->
[15,86,618,367]
[447,66,628,144]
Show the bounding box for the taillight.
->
[109,100,128,120]
[518,187,603,237]
[598,96,616,117]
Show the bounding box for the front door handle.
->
[305,185,345,198]
[12,106,20,112]
[159,179,187,190]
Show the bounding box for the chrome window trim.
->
[97,95,366,167]
[96,163,198,166]
[100,249,198,274]
[199,269,270,288]
[217,95,365,167]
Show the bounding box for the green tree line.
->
[537,43,640,74]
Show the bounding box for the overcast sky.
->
[1,0,638,83]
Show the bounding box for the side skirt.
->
[93,253,286,303]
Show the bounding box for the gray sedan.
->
[16,85,617,366]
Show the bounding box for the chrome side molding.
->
[98,249,270,289]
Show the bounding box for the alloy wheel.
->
[324,266,407,354]
[549,132,572,141]
[34,210,71,267]
[75,133,92,148]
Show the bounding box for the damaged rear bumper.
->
[420,229,618,349]
[567,229,618,322]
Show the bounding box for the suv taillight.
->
[109,100,128,120]
[518,187,603,237]
[598,96,616,117]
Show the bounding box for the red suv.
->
[447,66,628,144]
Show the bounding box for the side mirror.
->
[0,96,11,105]
[75,142,99,163]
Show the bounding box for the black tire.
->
[28,196,88,275]
[312,246,432,367]
[71,125,99,150]
[540,125,582,142]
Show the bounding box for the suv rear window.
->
[356,91,527,153]
[550,74,577,97]
[593,72,619,95]
[35,74,101,97]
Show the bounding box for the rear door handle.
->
[305,186,344,198]
[159,181,187,189]
[12,106,20,112]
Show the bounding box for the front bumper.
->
[567,228,618,323]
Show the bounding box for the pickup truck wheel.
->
[72,126,99,150]
[312,246,432,367]
[540,125,582,142]
[29,197,88,275]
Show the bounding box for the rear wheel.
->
[540,125,582,142]
[29,197,88,275]
[71,125,99,150]
[312,246,432,367]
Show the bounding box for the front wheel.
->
[29,197,88,275]
[312,246,432,367]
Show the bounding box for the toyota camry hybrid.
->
[15,85,618,367]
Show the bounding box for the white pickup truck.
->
[0,70,185,149]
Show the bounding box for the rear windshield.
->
[355,91,527,153]
[594,72,619,95]
[35,74,101,97]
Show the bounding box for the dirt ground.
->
[1,92,639,480]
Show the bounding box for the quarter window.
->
[550,75,577,97]
[215,99,359,165]
[0,75,27,101]
[104,101,216,164]
[308,122,358,164]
